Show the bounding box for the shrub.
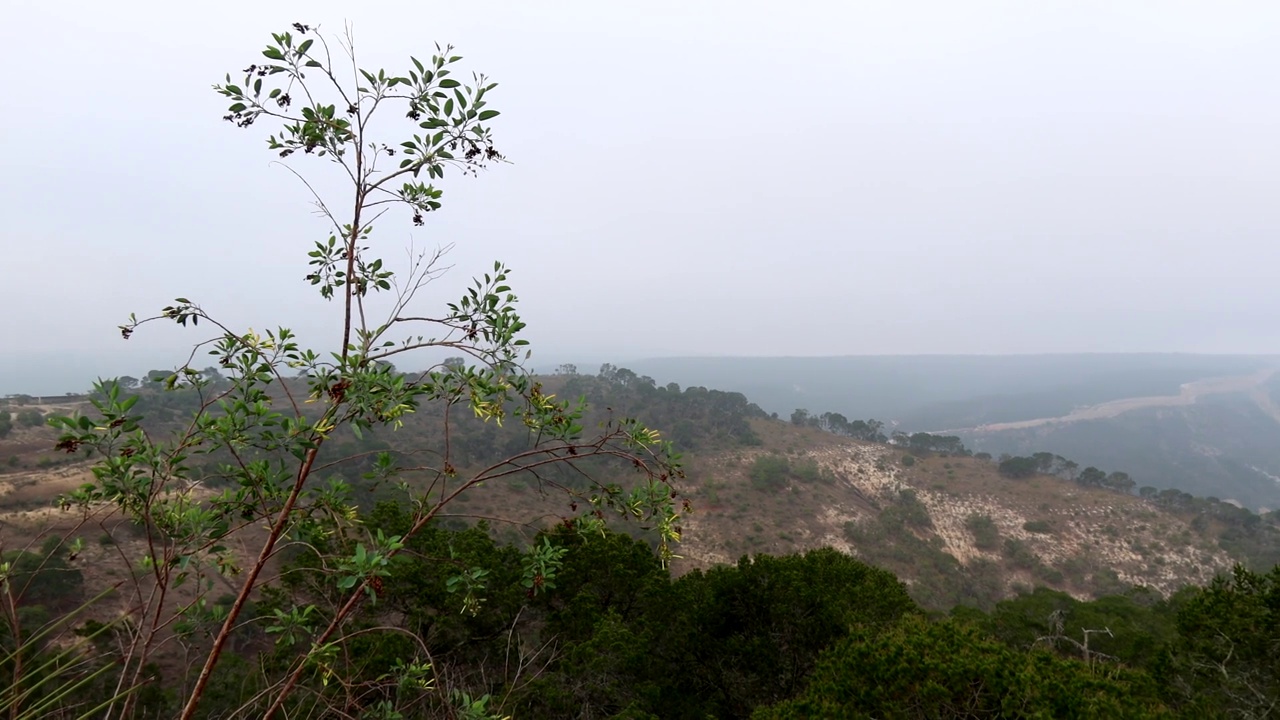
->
[885,490,932,529]
[1022,520,1054,534]
[997,456,1038,479]
[965,514,1001,550]
[750,454,791,492]
[1002,538,1039,570]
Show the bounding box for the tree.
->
[1062,458,1080,483]
[908,432,969,456]
[0,411,10,439]
[756,617,1168,719]
[818,411,847,434]
[1163,564,1280,717]
[648,549,916,719]
[1078,466,1108,487]
[1106,471,1136,494]
[197,366,225,385]
[997,455,1039,479]
[49,24,683,720]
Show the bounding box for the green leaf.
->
[438,78,461,89]
[478,110,500,121]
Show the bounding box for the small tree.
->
[50,23,683,720]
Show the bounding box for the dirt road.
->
[947,368,1280,434]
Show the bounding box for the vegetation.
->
[5,18,1280,720]
[30,24,682,719]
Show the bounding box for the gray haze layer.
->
[3,1,1279,394]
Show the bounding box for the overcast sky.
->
[3,1,1279,393]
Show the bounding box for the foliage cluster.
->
[788,409,887,442]
[13,501,1280,718]
[746,454,831,493]
[28,24,684,720]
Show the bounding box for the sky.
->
[3,1,1280,394]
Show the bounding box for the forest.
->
[5,506,1280,718]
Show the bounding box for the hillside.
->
[621,354,1280,510]
[3,367,1279,614]
[671,427,1265,610]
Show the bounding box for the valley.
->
[937,367,1280,434]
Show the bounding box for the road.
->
[938,368,1280,435]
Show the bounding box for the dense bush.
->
[966,514,1001,550]
[749,454,792,492]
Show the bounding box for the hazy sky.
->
[3,1,1280,393]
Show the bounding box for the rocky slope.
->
[673,425,1243,608]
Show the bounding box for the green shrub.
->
[1002,538,1039,570]
[966,514,1001,550]
[792,459,825,484]
[1022,520,1054,534]
[884,490,932,529]
[750,454,791,492]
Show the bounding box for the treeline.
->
[0,408,47,439]
[994,451,1136,492]
[559,364,769,450]
[9,509,1280,718]
[73,364,771,516]
[790,408,973,454]
[788,408,889,442]
[92,362,770,455]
